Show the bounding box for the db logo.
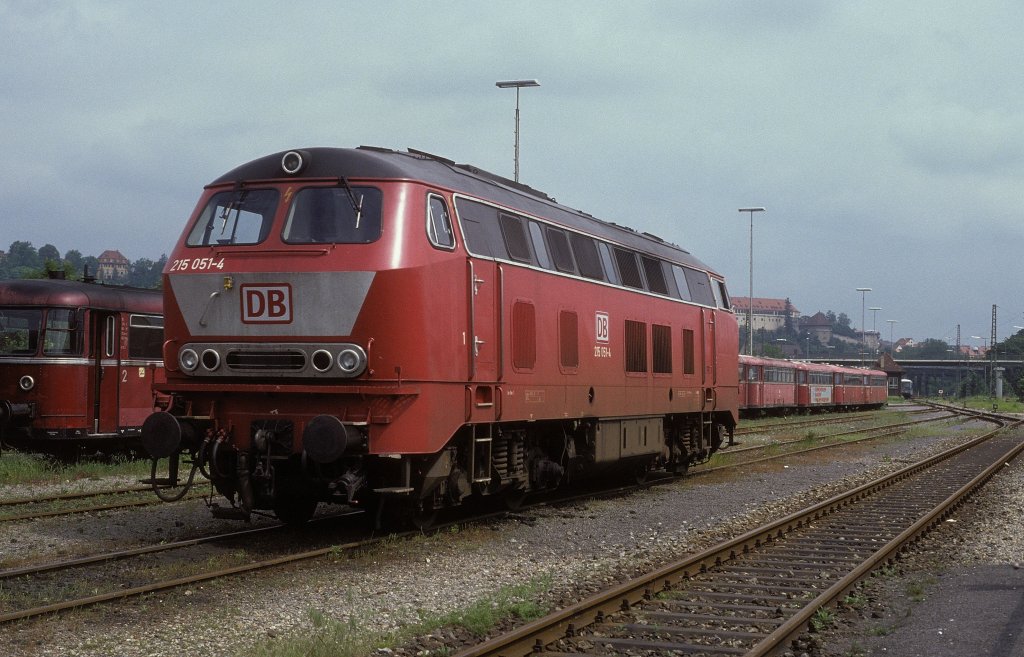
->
[241,284,292,324]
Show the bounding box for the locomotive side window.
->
[559,310,579,369]
[43,309,82,356]
[511,301,536,370]
[640,256,668,295]
[426,194,455,249]
[0,309,41,355]
[527,222,552,269]
[187,189,279,246]
[713,279,731,310]
[652,324,672,374]
[129,314,164,359]
[598,243,620,285]
[499,214,533,263]
[455,198,503,258]
[681,267,716,306]
[569,233,604,281]
[625,319,647,373]
[614,248,644,289]
[671,266,692,301]
[545,228,577,274]
[283,187,383,244]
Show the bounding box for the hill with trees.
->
[0,241,165,288]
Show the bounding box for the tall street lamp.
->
[739,207,765,355]
[868,307,882,354]
[495,79,540,182]
[856,287,872,362]
[886,319,898,355]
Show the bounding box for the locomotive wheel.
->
[502,486,529,511]
[272,493,318,526]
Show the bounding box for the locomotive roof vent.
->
[281,150,310,175]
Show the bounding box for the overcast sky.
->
[2,1,1022,343]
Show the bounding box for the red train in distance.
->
[0,276,165,455]
[738,354,888,416]
[141,146,740,525]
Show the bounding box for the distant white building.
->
[97,249,129,281]
[732,297,800,332]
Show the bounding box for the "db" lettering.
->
[241,284,292,323]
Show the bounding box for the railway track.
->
[454,410,1023,657]
[0,484,200,523]
[0,405,993,631]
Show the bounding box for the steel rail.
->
[454,419,1022,657]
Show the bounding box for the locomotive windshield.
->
[282,186,383,244]
[186,188,279,246]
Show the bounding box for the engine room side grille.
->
[226,349,307,371]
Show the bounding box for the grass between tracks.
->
[245,575,552,657]
[0,450,149,487]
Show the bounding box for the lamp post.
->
[868,307,882,354]
[886,319,898,355]
[495,79,540,182]
[856,287,872,363]
[739,207,765,355]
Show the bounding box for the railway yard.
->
[0,403,1019,656]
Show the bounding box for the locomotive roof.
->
[211,146,719,275]
[0,278,162,313]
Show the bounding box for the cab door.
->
[467,258,498,383]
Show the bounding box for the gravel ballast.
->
[1,416,1020,657]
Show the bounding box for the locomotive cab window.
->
[426,194,455,249]
[187,188,279,246]
[283,186,383,244]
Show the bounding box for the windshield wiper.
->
[337,177,364,228]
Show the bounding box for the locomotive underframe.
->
[161,398,733,525]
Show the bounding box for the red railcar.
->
[0,277,165,454]
[738,354,886,416]
[141,146,740,524]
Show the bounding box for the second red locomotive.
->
[141,146,739,525]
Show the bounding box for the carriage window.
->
[528,222,552,269]
[129,314,164,359]
[187,188,279,246]
[283,186,383,244]
[43,309,83,356]
[104,315,116,357]
[426,194,455,249]
[0,309,41,356]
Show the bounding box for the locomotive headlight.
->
[281,150,309,175]
[18,375,35,391]
[336,346,367,376]
[179,348,199,372]
[311,349,334,373]
[201,349,221,371]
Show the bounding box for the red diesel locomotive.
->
[141,146,739,525]
[0,277,165,454]
[738,354,887,416]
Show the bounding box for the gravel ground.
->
[0,414,1015,657]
